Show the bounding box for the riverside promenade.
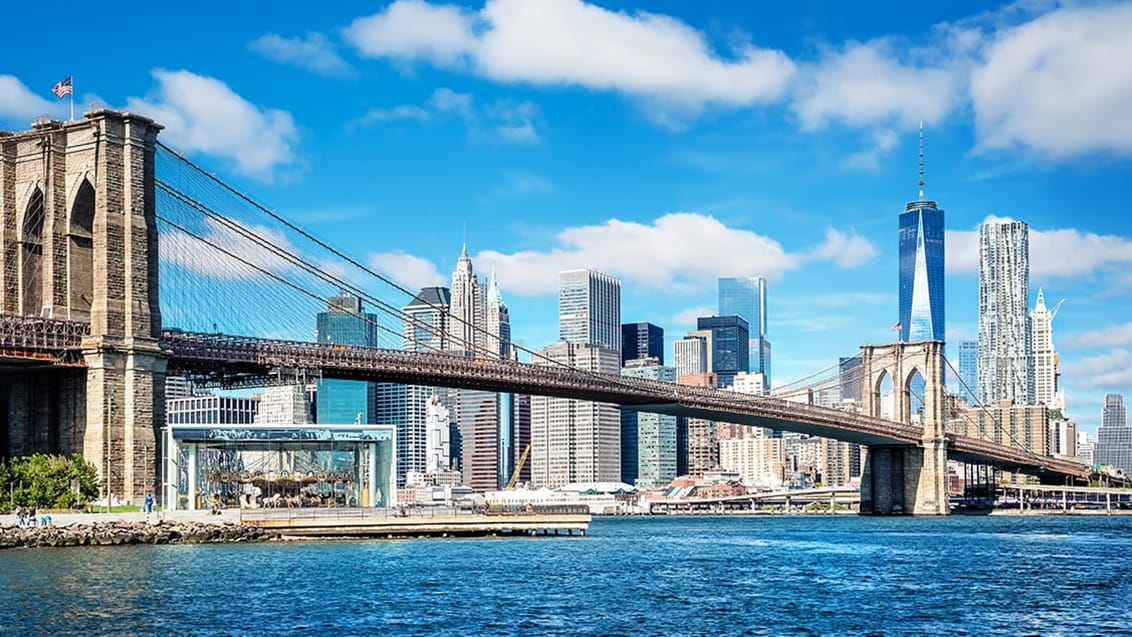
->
[1,504,591,548]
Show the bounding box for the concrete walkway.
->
[1,509,243,527]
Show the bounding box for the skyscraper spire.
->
[918,121,925,201]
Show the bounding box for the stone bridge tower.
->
[0,110,166,504]
[858,340,948,515]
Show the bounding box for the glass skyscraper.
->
[957,340,978,406]
[620,360,678,488]
[1097,394,1132,475]
[696,315,749,389]
[315,293,378,425]
[718,276,771,386]
[384,286,451,487]
[897,136,945,344]
[621,322,664,365]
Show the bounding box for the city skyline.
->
[4,1,1131,433]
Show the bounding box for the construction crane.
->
[505,444,531,490]
[1050,298,1066,321]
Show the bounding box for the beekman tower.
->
[898,124,945,344]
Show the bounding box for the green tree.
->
[1,453,99,511]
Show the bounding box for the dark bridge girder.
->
[164,332,955,450]
[164,331,1091,480]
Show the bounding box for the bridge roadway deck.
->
[164,331,1090,480]
[0,316,1091,481]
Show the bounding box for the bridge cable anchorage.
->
[154,147,667,395]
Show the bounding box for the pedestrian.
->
[145,493,154,514]
[28,505,37,527]
[15,505,24,527]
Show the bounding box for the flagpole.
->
[70,76,75,121]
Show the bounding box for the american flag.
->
[891,322,902,333]
[52,76,73,99]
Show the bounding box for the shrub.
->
[1,453,100,512]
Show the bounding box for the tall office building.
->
[620,358,678,488]
[382,286,452,488]
[485,270,512,360]
[316,293,378,424]
[444,249,513,491]
[424,394,452,473]
[254,384,311,424]
[696,316,749,389]
[530,342,621,488]
[1103,394,1127,428]
[1096,394,1132,474]
[403,286,450,352]
[719,276,771,387]
[838,356,863,404]
[621,322,664,366]
[559,269,621,352]
[509,394,532,486]
[1031,290,1062,407]
[977,219,1032,406]
[680,372,719,478]
[897,125,945,344]
[956,341,978,406]
[1077,431,1096,466]
[674,336,708,378]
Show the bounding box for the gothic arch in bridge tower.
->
[20,186,45,316]
[861,341,944,434]
[68,178,95,319]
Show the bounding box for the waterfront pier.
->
[238,505,592,539]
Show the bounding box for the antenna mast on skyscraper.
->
[918,121,925,201]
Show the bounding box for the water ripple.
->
[1,515,1131,635]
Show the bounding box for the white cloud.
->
[668,305,716,329]
[345,0,795,120]
[844,129,900,171]
[1059,349,1132,390]
[947,216,1132,277]
[348,104,432,130]
[807,228,878,268]
[344,0,477,67]
[126,70,299,181]
[793,39,964,131]
[350,87,540,144]
[370,251,447,291]
[1064,322,1132,350]
[970,3,1132,157]
[473,212,801,296]
[360,213,863,298]
[0,75,66,124]
[249,33,355,78]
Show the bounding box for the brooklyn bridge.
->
[0,110,1096,515]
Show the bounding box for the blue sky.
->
[4,0,1132,433]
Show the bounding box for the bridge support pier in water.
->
[859,340,949,515]
[860,442,949,515]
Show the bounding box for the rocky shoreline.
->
[0,520,280,549]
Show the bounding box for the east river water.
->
[2,514,1131,636]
